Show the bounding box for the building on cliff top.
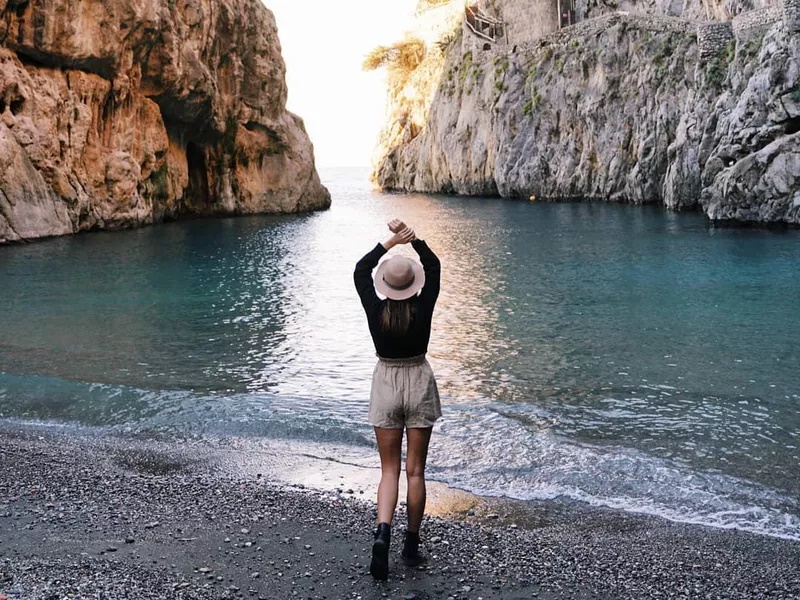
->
[419,0,785,50]
[427,0,568,47]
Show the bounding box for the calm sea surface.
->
[1,168,798,539]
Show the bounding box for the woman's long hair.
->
[381,299,413,336]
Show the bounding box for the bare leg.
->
[405,427,433,533]
[374,427,404,525]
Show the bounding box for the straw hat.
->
[374,255,426,301]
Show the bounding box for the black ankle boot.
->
[370,522,391,580]
[401,530,427,566]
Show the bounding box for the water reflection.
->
[0,168,799,518]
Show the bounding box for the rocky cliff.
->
[373,3,800,225]
[0,0,330,244]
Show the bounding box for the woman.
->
[353,219,442,581]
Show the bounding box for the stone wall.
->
[602,13,696,34]
[491,13,695,54]
[485,0,559,44]
[697,22,734,60]
[582,0,722,20]
[459,1,788,60]
[732,6,783,33]
[463,21,498,54]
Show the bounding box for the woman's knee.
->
[405,463,426,480]
[381,465,402,479]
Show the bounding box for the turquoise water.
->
[1,168,798,539]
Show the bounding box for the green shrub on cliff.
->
[705,59,726,89]
[744,34,764,58]
[523,98,533,116]
[465,65,484,94]
[704,42,735,91]
[364,36,427,95]
[525,65,538,88]
[491,54,509,107]
[653,37,674,66]
[493,55,509,71]
[459,51,473,82]
[363,37,426,75]
[725,40,736,65]
[458,51,474,94]
[442,65,458,98]
[522,86,542,115]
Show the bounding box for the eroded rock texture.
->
[374,6,799,225]
[0,0,330,243]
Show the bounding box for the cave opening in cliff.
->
[785,117,800,135]
[0,97,25,116]
[186,142,211,210]
[10,98,24,115]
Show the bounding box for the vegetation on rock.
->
[363,36,427,92]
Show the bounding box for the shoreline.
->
[4,189,800,251]
[1,424,799,599]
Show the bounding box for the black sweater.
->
[354,240,441,359]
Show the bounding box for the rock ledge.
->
[0,0,330,244]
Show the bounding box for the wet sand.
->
[1,425,799,600]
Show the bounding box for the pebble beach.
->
[1,425,799,600]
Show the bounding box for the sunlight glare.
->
[265,0,418,167]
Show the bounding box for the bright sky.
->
[266,0,418,167]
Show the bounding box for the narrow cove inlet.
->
[2,169,799,598]
[2,169,798,540]
[1,0,799,596]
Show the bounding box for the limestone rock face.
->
[580,0,774,20]
[0,0,330,243]
[374,8,799,225]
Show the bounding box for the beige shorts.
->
[369,355,442,429]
